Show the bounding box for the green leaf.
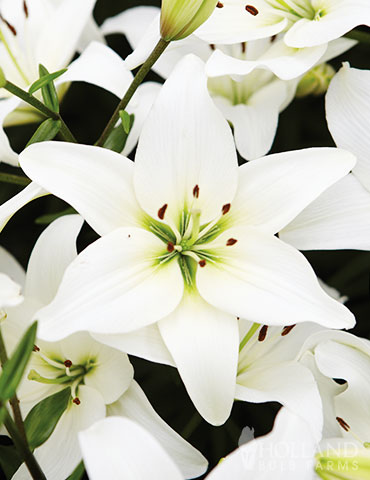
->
[103,124,129,153]
[26,118,61,147]
[24,387,71,450]
[0,444,22,479]
[66,461,85,480]
[38,64,61,113]
[35,207,77,225]
[119,110,134,134]
[28,66,66,96]
[0,67,6,88]
[0,322,37,402]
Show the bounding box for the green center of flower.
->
[265,0,325,23]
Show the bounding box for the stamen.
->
[193,185,200,199]
[281,324,296,336]
[217,2,224,7]
[258,325,268,342]
[158,204,168,220]
[199,260,206,267]
[210,44,216,50]
[167,242,175,253]
[33,345,40,352]
[23,0,29,18]
[64,360,72,368]
[336,417,350,432]
[245,5,259,15]
[241,42,246,54]
[222,203,231,215]
[73,397,81,405]
[226,238,238,246]
[0,16,16,35]
[188,209,201,244]
[182,250,201,263]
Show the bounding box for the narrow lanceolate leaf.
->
[29,66,67,95]
[66,461,85,480]
[0,322,37,402]
[38,64,61,113]
[119,110,133,135]
[25,387,71,450]
[26,118,62,147]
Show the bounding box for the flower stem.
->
[95,38,170,147]
[345,29,370,45]
[0,172,31,186]
[0,328,46,480]
[3,81,76,143]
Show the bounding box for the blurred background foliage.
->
[0,0,369,477]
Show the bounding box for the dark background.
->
[0,1,369,477]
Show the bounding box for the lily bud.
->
[296,63,336,98]
[160,0,218,41]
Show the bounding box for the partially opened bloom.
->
[1,215,206,480]
[19,54,355,425]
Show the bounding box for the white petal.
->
[36,227,184,341]
[280,174,370,251]
[24,215,83,305]
[236,361,323,441]
[326,63,370,191]
[134,54,238,228]
[231,148,355,234]
[19,142,143,236]
[159,290,238,426]
[15,385,106,480]
[58,41,133,99]
[207,408,317,480]
[0,96,22,166]
[0,245,25,286]
[93,324,175,367]
[60,332,134,405]
[108,380,207,479]
[206,40,327,81]
[0,182,47,233]
[284,3,370,48]
[79,416,183,480]
[0,273,22,308]
[35,0,96,70]
[196,226,355,329]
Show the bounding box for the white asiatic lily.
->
[18,54,355,426]
[196,0,370,49]
[280,63,370,251]
[101,6,354,161]
[0,245,24,308]
[1,215,207,480]
[78,409,320,479]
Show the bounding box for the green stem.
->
[95,38,170,147]
[239,322,260,352]
[0,172,31,186]
[3,410,46,480]
[3,81,76,143]
[345,29,370,45]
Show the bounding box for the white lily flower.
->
[1,215,206,480]
[78,408,319,479]
[0,245,24,308]
[18,54,355,425]
[280,63,370,251]
[101,6,353,161]
[196,0,370,48]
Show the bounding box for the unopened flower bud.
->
[296,63,336,98]
[160,0,218,41]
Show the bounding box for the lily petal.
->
[0,245,25,286]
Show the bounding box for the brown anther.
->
[167,242,175,253]
[73,397,81,405]
[0,15,17,35]
[258,325,268,342]
[158,204,168,220]
[193,185,200,198]
[128,234,131,238]
[336,417,350,432]
[270,34,277,43]
[281,324,296,336]
[222,203,231,215]
[236,316,240,321]
[33,345,40,352]
[23,0,29,17]
[209,43,216,51]
[226,238,238,246]
[241,42,246,53]
[199,260,206,268]
[245,5,259,15]
[64,360,72,368]
[217,2,224,7]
